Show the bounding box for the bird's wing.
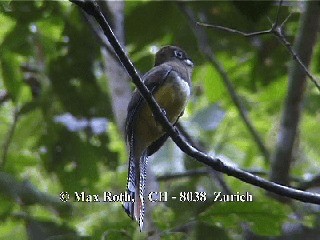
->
[125,64,173,138]
[147,112,184,156]
[147,133,170,156]
[124,64,173,230]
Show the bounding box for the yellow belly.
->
[134,76,190,149]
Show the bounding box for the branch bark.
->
[176,122,232,195]
[270,1,320,186]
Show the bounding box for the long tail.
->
[138,150,148,230]
[123,136,148,231]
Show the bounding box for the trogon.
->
[123,46,194,230]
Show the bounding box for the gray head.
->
[154,46,193,68]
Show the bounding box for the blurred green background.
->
[0,1,319,239]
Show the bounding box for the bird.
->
[123,46,193,230]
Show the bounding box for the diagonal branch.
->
[70,0,320,205]
[274,0,284,26]
[273,27,320,92]
[179,3,270,164]
[176,122,232,195]
[156,168,208,182]
[196,23,272,37]
[271,1,320,186]
[197,2,320,92]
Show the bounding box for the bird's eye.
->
[174,50,184,59]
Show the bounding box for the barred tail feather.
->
[124,133,148,231]
[123,133,138,220]
[138,150,148,230]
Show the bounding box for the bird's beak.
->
[184,58,194,67]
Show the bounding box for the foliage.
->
[0,1,319,239]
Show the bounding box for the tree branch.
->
[179,3,270,164]
[197,2,320,92]
[176,122,232,195]
[156,168,208,181]
[156,167,303,184]
[70,0,320,205]
[196,23,272,37]
[271,1,320,186]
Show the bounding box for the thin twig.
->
[196,23,272,37]
[274,29,320,91]
[181,4,271,163]
[271,1,320,187]
[197,2,320,92]
[274,0,284,26]
[280,12,293,29]
[156,168,208,181]
[70,0,320,204]
[176,122,233,194]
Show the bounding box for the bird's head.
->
[154,46,193,68]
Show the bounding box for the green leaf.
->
[1,52,23,102]
[193,64,225,103]
[0,13,15,45]
[200,199,291,236]
[0,220,27,239]
[1,23,31,55]
[195,222,230,240]
[256,77,287,113]
[0,198,14,219]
